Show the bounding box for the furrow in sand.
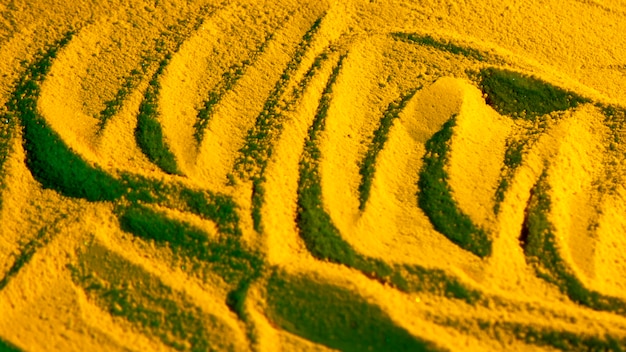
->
[523,171,626,314]
[352,78,484,272]
[36,4,215,178]
[544,106,609,292]
[390,32,491,62]
[445,80,511,235]
[191,32,274,146]
[232,14,328,180]
[0,189,251,350]
[159,3,296,176]
[0,123,77,297]
[133,10,217,176]
[192,1,331,195]
[430,313,626,351]
[264,270,441,352]
[316,35,488,263]
[11,31,244,232]
[258,262,494,351]
[0,219,64,291]
[71,242,248,351]
[316,36,393,239]
[489,101,626,311]
[191,10,293,146]
[92,4,219,180]
[93,2,216,129]
[0,208,155,352]
[417,116,492,257]
[228,9,330,233]
[357,89,418,211]
[135,55,182,175]
[0,107,13,211]
[8,31,127,202]
[5,1,626,350]
[0,205,231,352]
[295,56,483,303]
[260,51,338,265]
[592,107,626,298]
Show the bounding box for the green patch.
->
[135,56,181,175]
[70,244,241,352]
[298,161,360,265]
[178,188,240,235]
[296,56,351,260]
[417,116,492,257]
[0,228,48,291]
[401,266,481,303]
[232,16,328,233]
[98,13,208,132]
[115,202,262,333]
[493,139,526,214]
[0,110,15,210]
[120,173,172,204]
[235,17,325,178]
[266,271,440,352]
[250,178,265,233]
[358,89,418,211]
[438,316,625,351]
[503,140,524,169]
[524,173,626,314]
[194,33,275,144]
[0,338,22,352]
[97,73,139,131]
[391,32,487,62]
[296,58,481,303]
[479,68,589,119]
[7,33,127,202]
[508,323,626,351]
[0,214,68,291]
[116,203,262,286]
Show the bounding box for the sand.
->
[2,0,626,351]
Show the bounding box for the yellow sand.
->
[2,0,626,351]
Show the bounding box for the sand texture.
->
[2,0,626,351]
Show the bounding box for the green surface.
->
[194,32,275,144]
[435,316,626,352]
[266,271,439,352]
[524,172,626,314]
[8,33,127,202]
[98,13,207,132]
[358,89,417,211]
[295,57,481,303]
[135,55,181,175]
[71,244,239,352]
[0,338,22,352]
[0,110,14,211]
[417,116,492,257]
[493,139,526,214]
[233,16,327,232]
[391,32,488,62]
[479,68,589,119]
[117,203,262,286]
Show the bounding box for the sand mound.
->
[2,0,626,351]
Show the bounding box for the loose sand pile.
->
[2,0,626,351]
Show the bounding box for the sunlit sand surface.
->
[2,0,626,350]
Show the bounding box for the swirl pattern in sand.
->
[2,0,626,351]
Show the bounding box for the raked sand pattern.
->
[2,0,626,351]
